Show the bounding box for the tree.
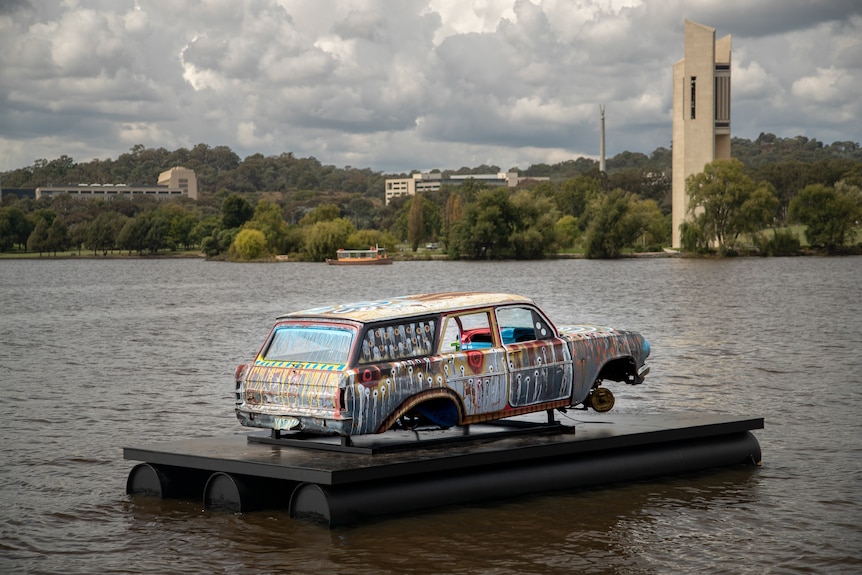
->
[555,175,601,219]
[108,209,172,255]
[32,155,75,186]
[583,191,665,258]
[685,158,779,253]
[299,203,341,225]
[118,214,152,254]
[303,218,354,261]
[347,229,397,251]
[554,215,581,249]
[584,190,633,258]
[69,221,89,255]
[166,211,196,250]
[407,195,425,251]
[0,206,31,251]
[144,211,171,253]
[191,215,221,248]
[390,194,442,246]
[750,160,812,222]
[202,228,239,257]
[679,220,710,253]
[508,190,559,259]
[46,217,70,255]
[27,217,50,255]
[221,194,254,229]
[530,181,557,199]
[449,188,515,259]
[229,229,268,260]
[626,197,667,249]
[789,182,862,249]
[454,179,487,204]
[242,199,289,254]
[345,196,379,230]
[86,211,126,255]
[443,193,463,251]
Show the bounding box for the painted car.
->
[235,292,650,436]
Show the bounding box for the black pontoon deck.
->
[125,412,763,528]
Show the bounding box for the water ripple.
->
[1,257,861,574]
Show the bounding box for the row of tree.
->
[681,158,861,254]
[2,156,859,260]
[1,134,860,259]
[3,134,860,203]
[0,197,204,256]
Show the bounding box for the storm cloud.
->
[1,0,859,173]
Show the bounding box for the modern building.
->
[35,166,199,201]
[384,171,549,205]
[671,20,731,248]
[157,166,198,199]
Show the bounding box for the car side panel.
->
[505,339,573,407]
[441,348,508,416]
[344,347,511,434]
[345,358,440,435]
[560,325,643,404]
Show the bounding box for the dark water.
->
[1,257,860,574]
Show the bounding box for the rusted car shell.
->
[235,292,650,436]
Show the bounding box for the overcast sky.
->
[1,0,860,175]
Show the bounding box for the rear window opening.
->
[264,326,353,364]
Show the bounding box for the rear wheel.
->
[393,398,460,430]
[411,398,460,428]
[588,387,615,412]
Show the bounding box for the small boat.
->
[326,246,394,265]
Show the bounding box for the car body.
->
[235,292,650,436]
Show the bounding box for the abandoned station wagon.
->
[235,292,650,437]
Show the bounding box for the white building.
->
[36,166,199,201]
[385,171,549,205]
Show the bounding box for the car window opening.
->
[358,319,436,364]
[440,311,493,352]
[264,326,353,364]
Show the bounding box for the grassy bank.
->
[0,249,205,259]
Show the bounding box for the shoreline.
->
[2,248,859,261]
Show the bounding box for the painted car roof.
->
[279,292,535,323]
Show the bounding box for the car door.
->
[496,305,574,408]
[438,310,508,417]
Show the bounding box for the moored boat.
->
[326,246,393,265]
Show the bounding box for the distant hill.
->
[1,134,859,199]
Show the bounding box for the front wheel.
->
[588,387,615,412]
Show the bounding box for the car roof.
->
[279,292,535,323]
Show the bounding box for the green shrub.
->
[229,229,268,261]
[755,229,802,256]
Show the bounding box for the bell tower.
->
[672,20,731,248]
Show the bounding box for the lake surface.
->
[1,256,860,574]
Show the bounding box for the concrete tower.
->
[671,20,731,248]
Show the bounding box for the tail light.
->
[235,364,248,405]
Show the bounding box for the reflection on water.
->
[1,257,861,574]
[118,466,762,575]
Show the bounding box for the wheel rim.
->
[589,387,615,412]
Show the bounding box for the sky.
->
[1,0,860,175]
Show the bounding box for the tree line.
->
[3,134,859,200]
[681,158,861,255]
[1,134,860,259]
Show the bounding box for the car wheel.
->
[588,387,615,412]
